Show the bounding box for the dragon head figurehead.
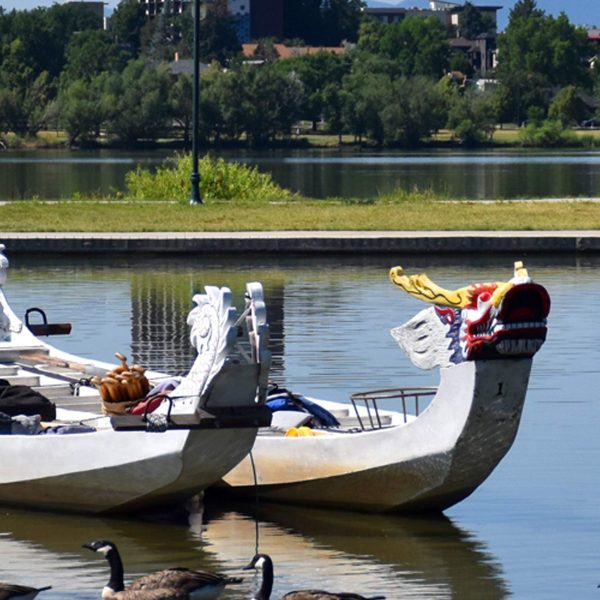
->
[389,261,550,370]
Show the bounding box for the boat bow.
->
[220,261,550,513]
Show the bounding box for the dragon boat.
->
[217,261,550,513]
[0,244,271,514]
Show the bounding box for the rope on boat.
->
[249,450,261,556]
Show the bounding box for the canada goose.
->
[243,554,385,600]
[0,583,51,600]
[84,539,241,600]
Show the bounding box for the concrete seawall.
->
[1,231,600,254]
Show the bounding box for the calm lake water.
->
[0,252,598,599]
[2,148,600,200]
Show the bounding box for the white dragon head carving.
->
[389,261,550,370]
[162,285,238,413]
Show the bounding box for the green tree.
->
[274,51,350,130]
[320,0,364,46]
[380,76,446,146]
[0,39,53,136]
[322,82,346,142]
[169,73,193,143]
[356,18,385,54]
[178,0,239,64]
[243,66,305,145]
[0,70,52,136]
[341,70,389,144]
[449,52,474,79]
[252,38,280,63]
[497,0,592,122]
[548,85,587,126]
[4,3,101,79]
[111,0,146,57]
[199,62,304,144]
[57,77,106,146]
[201,65,248,141]
[62,30,127,84]
[101,59,173,145]
[458,2,495,39]
[446,88,497,145]
[379,17,450,78]
[508,0,543,21]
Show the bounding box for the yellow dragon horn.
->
[390,262,528,309]
[389,266,472,308]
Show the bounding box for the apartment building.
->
[138,0,188,17]
[364,1,501,33]
[137,0,283,42]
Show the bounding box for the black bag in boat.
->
[0,379,56,421]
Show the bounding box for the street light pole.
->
[189,0,203,205]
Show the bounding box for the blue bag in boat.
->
[266,386,340,428]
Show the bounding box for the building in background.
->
[136,0,283,43]
[138,0,188,17]
[249,0,283,40]
[364,1,501,32]
[228,0,250,44]
[242,42,345,62]
[65,1,105,22]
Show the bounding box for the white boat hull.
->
[219,359,532,512]
[0,425,257,514]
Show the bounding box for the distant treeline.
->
[0,0,598,148]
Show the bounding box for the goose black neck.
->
[106,546,125,592]
[257,555,273,600]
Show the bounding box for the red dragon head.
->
[389,262,550,369]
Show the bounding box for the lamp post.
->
[189,0,203,205]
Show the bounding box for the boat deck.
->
[0,351,104,415]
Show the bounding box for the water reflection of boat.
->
[0,507,238,597]
[201,500,509,600]
[0,499,507,600]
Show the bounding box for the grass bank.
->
[6,126,600,151]
[1,197,600,232]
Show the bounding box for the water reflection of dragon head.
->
[389,261,550,370]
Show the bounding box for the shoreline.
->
[1,231,600,254]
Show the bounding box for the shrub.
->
[518,120,578,147]
[124,153,293,203]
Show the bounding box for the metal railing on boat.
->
[350,387,437,430]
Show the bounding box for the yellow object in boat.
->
[285,426,317,437]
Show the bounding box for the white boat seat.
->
[0,374,40,387]
[269,410,312,431]
[336,415,393,428]
[0,345,49,362]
